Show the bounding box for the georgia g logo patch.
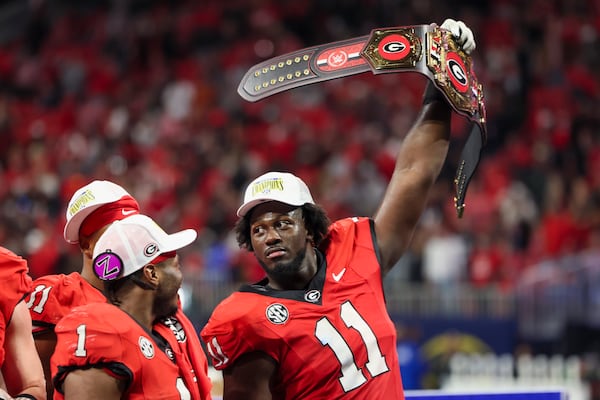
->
[266,303,289,325]
[378,33,411,61]
[446,52,469,93]
[304,290,321,303]
[144,243,159,257]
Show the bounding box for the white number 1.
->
[73,324,190,400]
[314,301,389,392]
[176,377,191,400]
[75,324,87,357]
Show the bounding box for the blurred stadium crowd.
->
[0,0,599,327]
[1,0,598,289]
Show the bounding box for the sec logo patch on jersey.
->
[139,336,155,359]
[265,303,289,325]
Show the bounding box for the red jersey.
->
[26,272,211,399]
[201,217,404,399]
[25,272,106,334]
[52,302,192,399]
[154,309,213,400]
[0,247,33,366]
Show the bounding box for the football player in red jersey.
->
[0,247,46,400]
[26,180,211,399]
[52,214,197,399]
[201,19,477,400]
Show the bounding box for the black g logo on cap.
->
[144,243,159,257]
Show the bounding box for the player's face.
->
[249,202,314,288]
[153,256,183,318]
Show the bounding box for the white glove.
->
[440,18,476,54]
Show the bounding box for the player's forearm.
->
[14,386,47,400]
[394,101,451,187]
[393,79,451,183]
[0,388,46,400]
[1,362,45,400]
[32,331,57,399]
[3,305,47,400]
[373,92,451,270]
[2,371,46,400]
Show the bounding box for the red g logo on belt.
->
[378,34,411,61]
[446,52,469,93]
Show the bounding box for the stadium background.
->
[0,0,598,397]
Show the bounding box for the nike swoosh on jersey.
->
[332,268,346,282]
[121,209,136,216]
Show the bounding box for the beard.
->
[258,246,308,285]
[153,297,178,320]
[153,285,179,319]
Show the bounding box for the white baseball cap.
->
[64,180,139,244]
[92,214,197,281]
[237,171,315,217]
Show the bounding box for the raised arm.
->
[374,19,476,274]
[374,93,451,274]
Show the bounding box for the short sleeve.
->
[0,247,32,324]
[51,304,134,391]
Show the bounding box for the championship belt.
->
[238,24,487,218]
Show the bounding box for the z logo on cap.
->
[93,251,123,281]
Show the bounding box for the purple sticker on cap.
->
[93,251,123,280]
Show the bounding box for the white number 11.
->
[314,301,389,392]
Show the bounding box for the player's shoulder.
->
[28,272,107,330]
[30,273,74,307]
[203,291,267,331]
[32,271,90,288]
[215,291,262,318]
[329,216,370,232]
[325,216,373,247]
[53,303,143,370]
[32,272,102,300]
[57,302,130,333]
[0,246,28,276]
[0,246,23,261]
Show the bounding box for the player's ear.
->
[306,229,315,246]
[143,264,159,285]
[83,225,110,258]
[80,236,93,258]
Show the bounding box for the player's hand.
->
[440,18,476,54]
